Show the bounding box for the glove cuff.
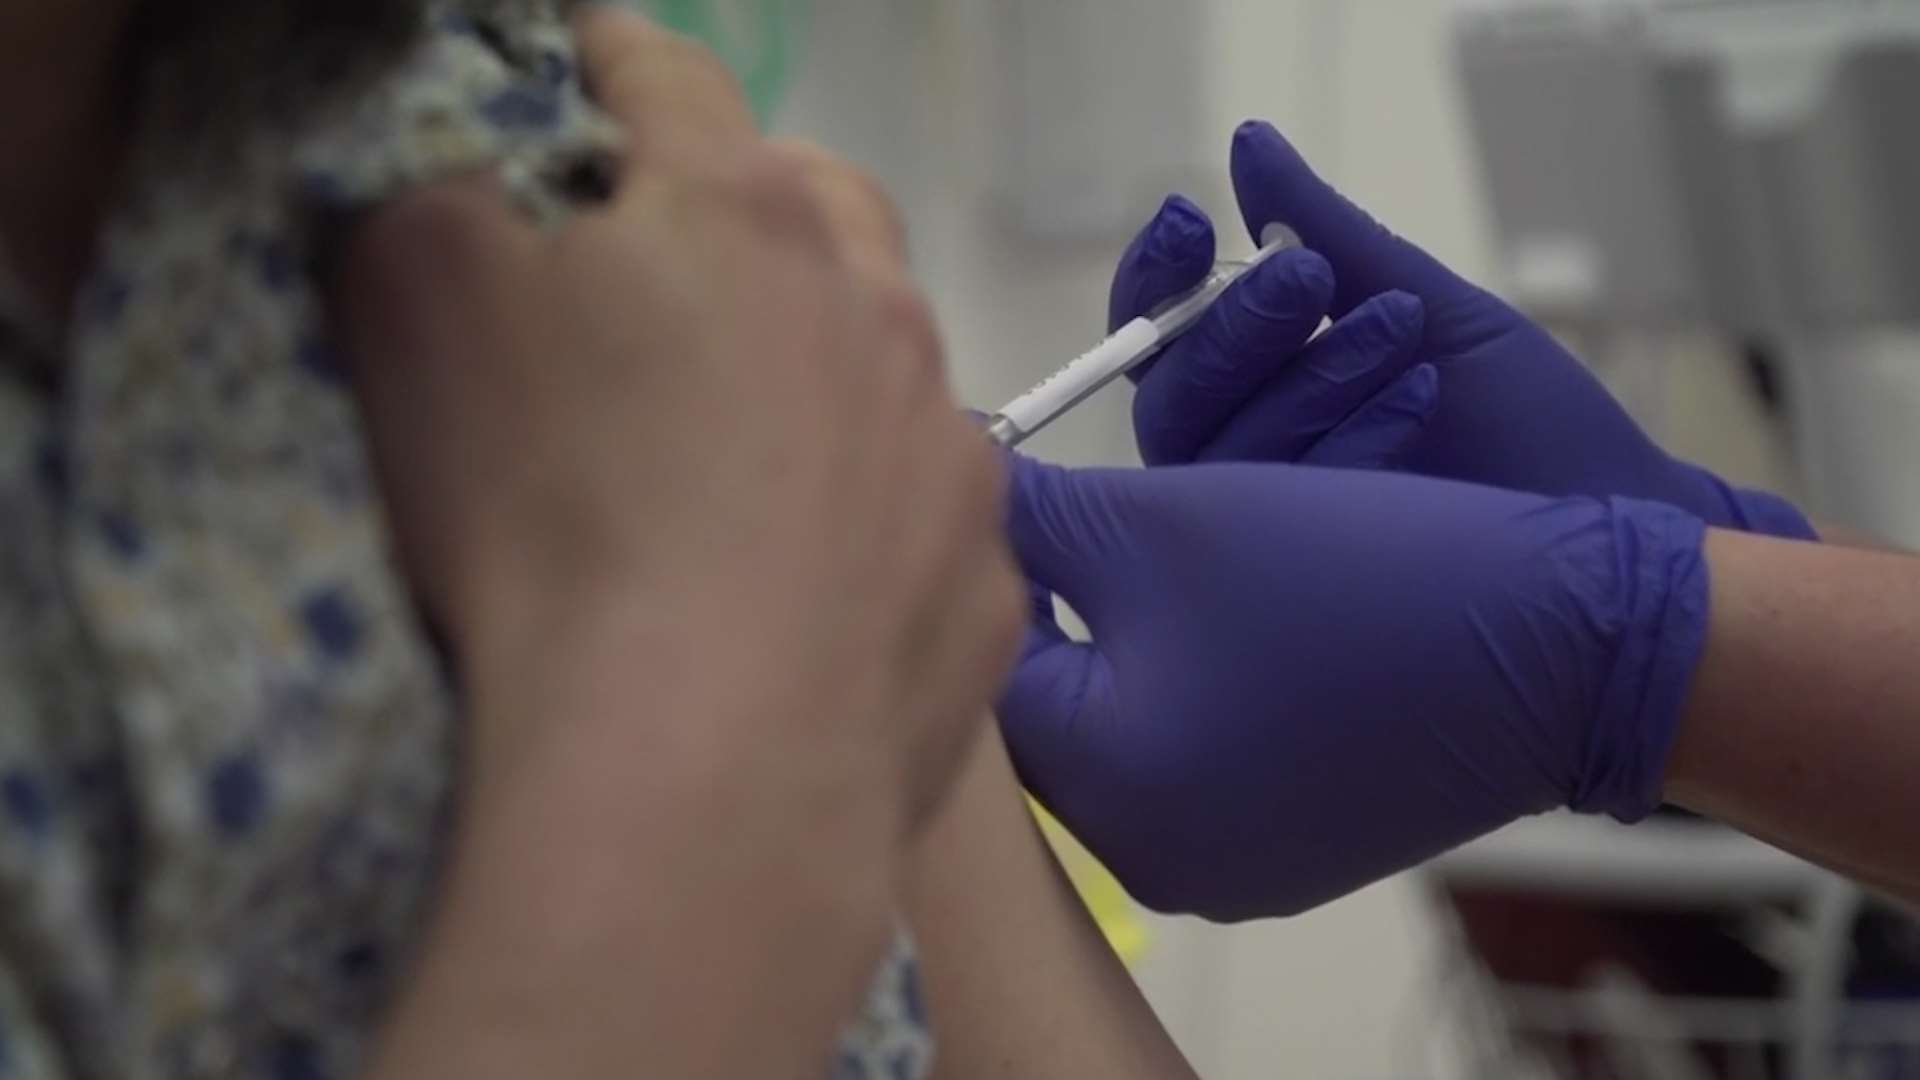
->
[1570,497,1711,823]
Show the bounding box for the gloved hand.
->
[1001,455,1710,920]
[1113,192,1436,471]
[1113,120,1815,541]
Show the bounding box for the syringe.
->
[985,223,1300,448]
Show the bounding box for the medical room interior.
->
[651,0,1920,1076]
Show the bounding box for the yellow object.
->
[1031,800,1149,964]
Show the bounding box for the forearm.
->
[907,722,1195,1080]
[370,602,894,1079]
[1666,529,1920,903]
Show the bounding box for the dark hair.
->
[130,0,433,136]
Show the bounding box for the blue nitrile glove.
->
[1112,120,1815,541]
[1113,192,1436,471]
[1001,455,1710,921]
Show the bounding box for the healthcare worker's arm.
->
[908,723,1197,1080]
[1001,453,1920,922]
[1669,530,1920,902]
[1001,457,1708,920]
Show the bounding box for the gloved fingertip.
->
[1242,247,1334,317]
[1149,193,1212,261]
[1112,196,1217,330]
[1378,289,1425,336]
[1231,120,1322,238]
[1366,361,1439,419]
[1231,119,1306,169]
[1402,361,1439,413]
[1410,358,1438,386]
[1299,361,1440,468]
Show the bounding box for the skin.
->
[350,17,1191,1073]
[909,727,1198,1079]
[24,1,1920,1076]
[1669,530,1920,906]
[342,12,1035,1074]
[1,4,1184,1076]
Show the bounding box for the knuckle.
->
[732,143,808,200]
[573,5,646,66]
[763,138,910,260]
[574,3,656,51]
[576,7,667,105]
[955,439,1007,522]
[766,139,889,206]
[760,136,840,173]
[984,555,1028,660]
[671,35,745,98]
[874,273,932,327]
[658,36,756,130]
[874,275,944,372]
[578,7,756,146]
[728,148,834,242]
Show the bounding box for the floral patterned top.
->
[0,3,930,1078]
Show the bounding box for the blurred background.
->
[646,1,1920,1075]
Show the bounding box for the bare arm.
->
[367,611,897,1080]
[907,723,1196,1079]
[1667,529,1920,904]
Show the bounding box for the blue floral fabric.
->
[0,3,930,1078]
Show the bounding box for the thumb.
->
[1230,120,1475,320]
[1109,194,1217,336]
[996,623,1109,808]
[1000,454,1126,810]
[1004,454,1124,616]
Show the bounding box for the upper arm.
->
[905,722,1196,1079]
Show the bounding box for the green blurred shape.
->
[631,0,802,123]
